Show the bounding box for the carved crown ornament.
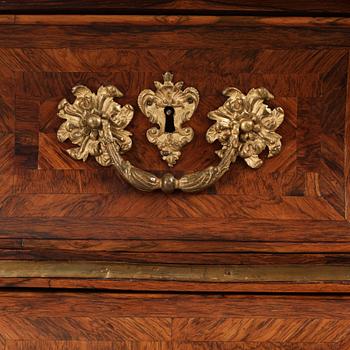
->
[57,72,284,193]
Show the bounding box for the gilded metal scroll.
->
[57,73,284,193]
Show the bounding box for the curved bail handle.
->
[56,75,284,193]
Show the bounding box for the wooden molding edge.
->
[1,15,350,28]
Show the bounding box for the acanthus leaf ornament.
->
[57,85,134,167]
[206,86,284,169]
[57,73,284,193]
[138,72,200,167]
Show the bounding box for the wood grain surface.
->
[0,292,350,349]
[0,0,350,15]
[0,14,349,290]
[1,11,350,350]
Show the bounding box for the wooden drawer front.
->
[1,292,350,349]
[0,15,349,288]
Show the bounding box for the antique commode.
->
[0,1,350,348]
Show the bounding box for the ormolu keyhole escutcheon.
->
[138,72,199,167]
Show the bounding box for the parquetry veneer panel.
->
[1,292,350,349]
[0,16,349,275]
[1,51,348,221]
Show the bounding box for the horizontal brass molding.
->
[0,261,350,282]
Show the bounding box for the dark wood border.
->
[1,1,350,16]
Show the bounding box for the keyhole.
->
[164,106,175,133]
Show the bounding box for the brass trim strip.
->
[1,261,350,282]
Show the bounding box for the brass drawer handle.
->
[57,73,284,193]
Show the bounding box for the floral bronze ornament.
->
[57,73,284,193]
[57,85,134,166]
[138,72,199,167]
[206,87,284,169]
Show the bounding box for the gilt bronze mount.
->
[57,72,284,193]
[138,72,199,167]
